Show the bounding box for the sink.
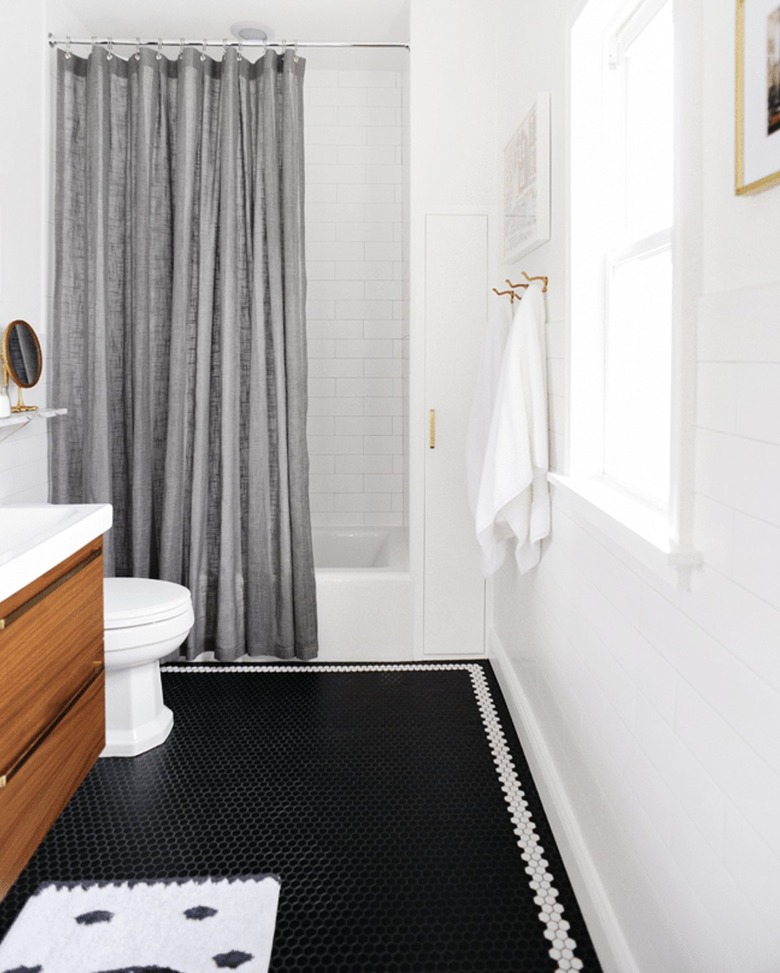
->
[0,503,113,603]
[0,506,88,565]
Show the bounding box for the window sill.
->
[547,472,701,584]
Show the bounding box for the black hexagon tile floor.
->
[0,662,604,972]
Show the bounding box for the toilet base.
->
[101,659,174,758]
[102,705,173,758]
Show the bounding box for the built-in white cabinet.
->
[421,213,489,656]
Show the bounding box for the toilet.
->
[102,577,195,758]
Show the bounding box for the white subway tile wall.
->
[0,420,49,504]
[304,67,408,528]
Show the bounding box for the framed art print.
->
[503,92,551,261]
[736,0,780,193]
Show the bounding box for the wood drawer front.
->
[0,668,104,901]
[0,545,104,775]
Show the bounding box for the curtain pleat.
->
[51,46,318,661]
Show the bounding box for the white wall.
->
[304,66,408,528]
[0,0,89,505]
[486,1,780,972]
[0,0,48,503]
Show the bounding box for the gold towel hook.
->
[492,272,548,303]
[492,287,522,304]
[512,270,547,294]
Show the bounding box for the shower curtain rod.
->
[48,35,410,51]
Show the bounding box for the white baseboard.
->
[489,629,641,973]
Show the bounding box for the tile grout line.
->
[162,662,584,972]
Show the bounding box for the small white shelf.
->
[0,407,68,443]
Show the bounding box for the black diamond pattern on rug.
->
[0,662,603,972]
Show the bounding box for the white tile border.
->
[489,633,638,973]
[161,662,585,972]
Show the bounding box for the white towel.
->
[466,298,512,516]
[474,282,550,576]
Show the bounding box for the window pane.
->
[604,245,672,505]
[624,2,674,238]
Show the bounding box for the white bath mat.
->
[0,874,280,973]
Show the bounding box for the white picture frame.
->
[503,92,551,261]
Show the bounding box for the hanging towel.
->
[474,282,550,576]
[466,298,513,516]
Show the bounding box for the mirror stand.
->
[12,387,37,413]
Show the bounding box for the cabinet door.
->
[423,213,488,656]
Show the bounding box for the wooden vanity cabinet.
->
[0,538,105,901]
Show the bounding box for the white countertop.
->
[0,503,113,603]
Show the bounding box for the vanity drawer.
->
[0,540,104,776]
[0,667,104,900]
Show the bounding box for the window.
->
[569,0,676,547]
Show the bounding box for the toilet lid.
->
[104,577,193,629]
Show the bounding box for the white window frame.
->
[558,0,701,582]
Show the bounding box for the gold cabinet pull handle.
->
[429,409,436,449]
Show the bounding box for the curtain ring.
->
[237,39,243,61]
[135,37,141,61]
[262,38,267,56]
[179,38,185,60]
[222,38,228,61]
[106,38,113,61]
[65,36,72,59]
[200,39,207,62]
[293,41,299,63]
[91,35,97,53]
[156,38,162,60]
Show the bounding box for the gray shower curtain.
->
[50,46,318,661]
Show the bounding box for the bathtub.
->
[312,527,412,661]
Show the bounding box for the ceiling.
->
[58,0,410,68]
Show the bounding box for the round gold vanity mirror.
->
[2,320,43,412]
